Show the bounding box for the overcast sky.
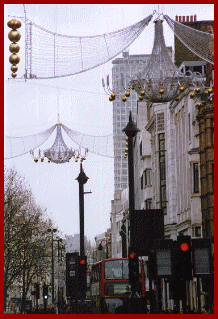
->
[4,4,214,243]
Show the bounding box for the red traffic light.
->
[80,259,86,265]
[180,243,189,252]
[129,252,136,259]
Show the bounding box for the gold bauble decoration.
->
[109,96,113,101]
[138,85,141,89]
[34,158,38,163]
[11,73,17,78]
[111,93,116,99]
[11,65,18,72]
[125,91,130,97]
[196,102,203,107]
[7,19,22,30]
[195,87,201,93]
[9,53,20,64]
[8,30,21,43]
[175,96,180,101]
[179,86,185,92]
[41,158,44,162]
[204,90,209,95]
[125,147,128,152]
[48,156,52,160]
[9,43,20,53]
[159,88,164,95]
[140,90,145,96]
[208,88,213,94]
[139,96,143,101]
[189,92,195,99]
[122,96,127,102]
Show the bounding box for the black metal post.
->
[76,163,89,257]
[123,112,140,310]
[122,112,140,252]
[47,228,57,306]
[51,231,54,305]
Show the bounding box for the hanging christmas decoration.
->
[8,19,22,78]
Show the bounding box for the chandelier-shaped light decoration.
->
[42,124,87,164]
[104,17,208,104]
[5,123,113,162]
[123,18,193,103]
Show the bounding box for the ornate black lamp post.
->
[122,112,140,253]
[76,163,89,257]
[123,112,141,313]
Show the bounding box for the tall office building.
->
[112,51,150,191]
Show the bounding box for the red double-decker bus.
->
[90,258,146,314]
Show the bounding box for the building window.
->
[159,133,167,213]
[193,163,199,193]
[211,119,214,146]
[141,174,143,190]
[192,226,202,238]
[144,169,152,187]
[140,141,142,156]
[212,163,214,192]
[145,198,152,209]
[188,113,191,141]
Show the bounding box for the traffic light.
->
[78,256,87,299]
[176,236,192,280]
[128,251,139,292]
[43,283,48,300]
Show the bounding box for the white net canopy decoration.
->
[23,14,153,79]
[4,123,114,163]
[164,15,214,65]
[4,125,56,159]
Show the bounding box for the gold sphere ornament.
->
[8,30,21,43]
[139,96,143,101]
[11,73,17,78]
[109,96,113,101]
[159,88,164,95]
[195,87,201,93]
[138,85,141,89]
[48,156,52,160]
[208,88,213,94]
[189,92,195,99]
[125,91,130,97]
[175,96,180,101]
[204,90,209,95]
[111,93,116,99]
[179,86,185,92]
[11,65,18,72]
[140,90,145,96]
[122,96,127,102]
[196,102,203,108]
[34,158,38,163]
[9,43,20,53]
[9,53,20,65]
[7,19,22,30]
[41,158,44,162]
